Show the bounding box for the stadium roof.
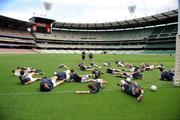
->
[0,15,34,28]
[53,9,178,31]
[29,17,55,24]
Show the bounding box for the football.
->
[150,85,157,91]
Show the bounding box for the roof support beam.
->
[95,23,97,30]
[69,23,73,29]
[152,15,161,22]
[78,24,81,29]
[125,20,130,25]
[133,19,142,26]
[161,13,170,18]
[102,23,105,30]
[116,22,123,29]
[172,10,178,14]
[142,17,149,22]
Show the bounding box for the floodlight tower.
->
[43,0,53,17]
[174,0,180,86]
[128,6,136,16]
[128,3,136,19]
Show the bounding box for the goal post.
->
[174,0,180,86]
[175,35,180,86]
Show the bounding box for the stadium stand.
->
[0,15,35,49]
[33,9,177,53]
[0,9,178,54]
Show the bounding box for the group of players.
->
[12,51,175,102]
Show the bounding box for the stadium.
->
[0,0,180,120]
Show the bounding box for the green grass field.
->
[0,54,180,120]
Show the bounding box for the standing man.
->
[82,50,86,60]
[89,52,93,60]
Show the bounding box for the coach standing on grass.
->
[89,52,93,60]
[82,50,86,60]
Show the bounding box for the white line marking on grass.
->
[0,86,176,96]
[0,90,75,96]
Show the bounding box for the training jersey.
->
[70,73,81,82]
[123,83,141,97]
[90,82,101,94]
[132,72,143,79]
[19,75,30,85]
[93,70,101,79]
[56,72,67,80]
[106,68,113,74]
[79,64,86,71]
[161,71,174,81]
[40,78,53,91]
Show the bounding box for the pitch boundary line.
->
[0,85,176,96]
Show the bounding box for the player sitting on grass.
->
[40,76,64,92]
[18,70,42,85]
[76,79,107,94]
[159,67,174,81]
[117,80,144,101]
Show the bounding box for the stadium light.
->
[128,0,136,19]
[43,0,53,18]
[128,5,136,15]
[174,0,180,86]
[43,1,53,12]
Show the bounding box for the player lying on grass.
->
[141,63,154,71]
[128,66,140,72]
[18,70,42,85]
[115,60,133,68]
[78,62,94,71]
[58,64,69,69]
[40,76,64,92]
[117,80,144,101]
[103,61,111,67]
[116,68,143,80]
[90,62,99,67]
[12,67,43,76]
[53,70,71,81]
[76,79,107,94]
[70,69,94,82]
[106,67,122,74]
[159,67,174,81]
[155,63,164,69]
[40,70,72,91]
